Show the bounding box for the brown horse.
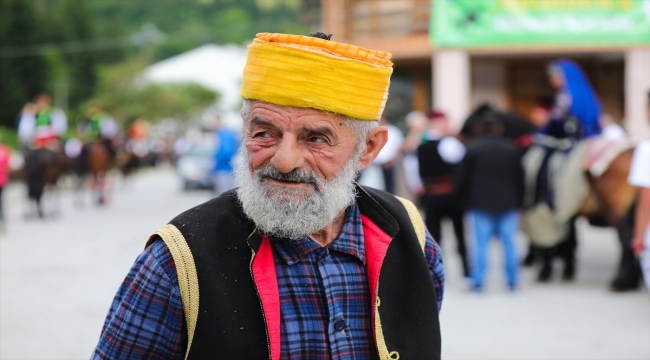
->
[84,141,113,205]
[461,104,640,291]
[23,147,65,218]
[573,148,639,290]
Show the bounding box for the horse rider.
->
[18,93,68,151]
[81,103,118,158]
[93,32,444,359]
[543,59,602,142]
[522,60,602,281]
[17,93,68,217]
[527,61,603,210]
[77,103,119,175]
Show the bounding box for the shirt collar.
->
[269,203,365,265]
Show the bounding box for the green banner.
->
[432,0,650,48]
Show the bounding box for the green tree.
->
[0,0,49,128]
[57,0,98,109]
[92,57,218,127]
[0,0,320,128]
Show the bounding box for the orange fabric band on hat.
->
[241,33,393,121]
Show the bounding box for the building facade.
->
[322,0,650,140]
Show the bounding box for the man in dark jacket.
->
[455,118,524,291]
[416,110,469,278]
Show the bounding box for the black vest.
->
[417,139,455,182]
[153,186,441,359]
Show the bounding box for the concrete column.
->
[433,50,470,132]
[624,48,650,142]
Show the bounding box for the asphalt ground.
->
[1,166,648,359]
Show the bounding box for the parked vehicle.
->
[177,142,215,190]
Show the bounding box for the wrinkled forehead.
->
[244,101,346,130]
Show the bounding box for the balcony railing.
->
[343,0,431,39]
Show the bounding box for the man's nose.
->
[270,134,304,173]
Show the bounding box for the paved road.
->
[1,166,648,359]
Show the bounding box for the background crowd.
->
[1,0,649,359]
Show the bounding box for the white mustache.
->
[255,164,320,190]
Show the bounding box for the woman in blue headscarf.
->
[544,59,602,140]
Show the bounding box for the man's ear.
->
[357,125,389,170]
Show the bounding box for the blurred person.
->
[403,110,428,153]
[212,115,240,196]
[544,59,601,140]
[18,94,68,217]
[18,93,68,150]
[522,99,575,270]
[600,113,627,140]
[529,98,553,129]
[408,110,469,278]
[0,135,10,229]
[78,103,119,175]
[64,136,83,159]
[93,32,443,359]
[172,135,190,165]
[81,102,119,145]
[455,118,525,292]
[522,62,603,277]
[125,119,151,160]
[371,117,403,194]
[628,92,650,291]
[402,110,429,195]
[117,119,151,178]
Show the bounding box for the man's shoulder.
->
[170,189,241,224]
[162,189,255,247]
[358,186,402,207]
[358,186,417,226]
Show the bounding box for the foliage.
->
[89,0,318,62]
[0,0,320,129]
[0,0,49,128]
[91,58,219,127]
[0,126,18,151]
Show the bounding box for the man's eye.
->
[254,131,270,138]
[308,136,327,143]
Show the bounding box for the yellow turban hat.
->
[241,33,393,121]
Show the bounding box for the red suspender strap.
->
[361,214,392,336]
[252,235,281,360]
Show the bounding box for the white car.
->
[177,142,215,190]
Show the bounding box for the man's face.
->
[429,118,449,134]
[235,101,387,240]
[243,101,359,199]
[35,94,51,109]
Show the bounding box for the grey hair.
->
[241,99,377,149]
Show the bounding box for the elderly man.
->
[93,33,444,360]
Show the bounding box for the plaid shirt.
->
[93,204,444,359]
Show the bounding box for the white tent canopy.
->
[142,43,248,129]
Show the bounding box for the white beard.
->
[234,149,361,240]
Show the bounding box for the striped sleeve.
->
[424,228,445,312]
[92,239,185,359]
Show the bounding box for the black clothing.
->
[455,135,524,211]
[418,140,455,181]
[417,138,469,277]
[422,193,469,277]
[152,185,442,359]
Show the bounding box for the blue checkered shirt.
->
[93,203,444,359]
